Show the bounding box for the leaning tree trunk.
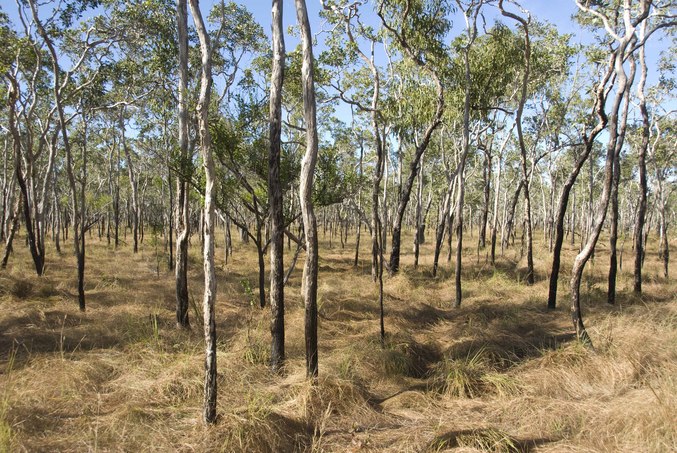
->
[570,28,636,344]
[6,78,44,275]
[1,195,20,268]
[175,0,191,329]
[547,53,613,310]
[295,0,320,379]
[268,0,286,373]
[188,0,217,424]
[30,0,86,310]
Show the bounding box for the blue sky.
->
[3,0,672,119]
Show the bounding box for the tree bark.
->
[188,0,217,424]
[120,109,139,253]
[295,0,320,379]
[633,20,649,294]
[500,1,534,285]
[569,9,639,343]
[268,0,286,373]
[175,0,191,329]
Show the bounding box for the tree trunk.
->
[120,109,139,253]
[1,195,20,268]
[268,0,286,373]
[413,156,424,268]
[570,25,636,344]
[633,21,649,294]
[500,1,533,285]
[295,0,319,379]
[6,78,44,276]
[354,139,364,267]
[479,148,491,249]
[175,0,191,329]
[608,50,636,306]
[188,0,217,424]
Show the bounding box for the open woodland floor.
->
[0,228,675,452]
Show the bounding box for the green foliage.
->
[378,0,453,68]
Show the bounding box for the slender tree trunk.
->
[29,0,85,309]
[570,26,636,344]
[500,1,533,284]
[269,0,286,373]
[608,50,635,305]
[120,109,139,253]
[1,195,20,268]
[454,44,474,307]
[479,149,491,249]
[633,21,649,294]
[295,0,319,379]
[6,78,44,275]
[546,68,611,309]
[414,156,424,268]
[187,0,217,424]
[175,0,191,329]
[354,140,363,267]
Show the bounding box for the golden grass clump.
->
[0,230,675,451]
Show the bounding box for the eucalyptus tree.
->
[547,52,614,310]
[321,0,388,342]
[630,12,675,291]
[377,0,450,275]
[498,0,538,285]
[570,0,652,343]
[185,0,218,424]
[649,116,675,279]
[208,1,267,309]
[452,0,484,306]
[575,0,675,307]
[26,0,120,310]
[269,0,285,372]
[176,0,191,328]
[295,0,320,379]
[633,17,650,293]
[1,7,61,275]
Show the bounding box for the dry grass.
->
[0,227,674,452]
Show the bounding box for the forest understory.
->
[1,230,675,453]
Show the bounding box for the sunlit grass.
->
[0,227,674,451]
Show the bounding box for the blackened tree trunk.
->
[547,54,613,310]
[633,20,649,294]
[6,77,45,275]
[568,0,642,342]
[269,0,286,373]
[479,145,491,249]
[608,50,636,306]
